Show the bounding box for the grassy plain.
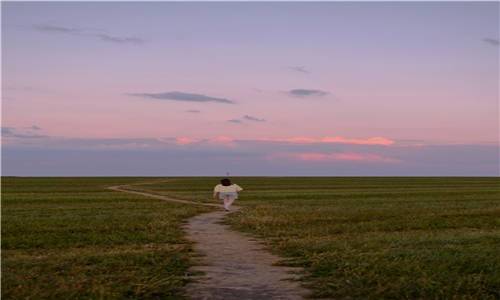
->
[2,177,499,299]
[1,177,210,299]
[132,177,500,299]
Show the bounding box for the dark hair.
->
[221,178,231,186]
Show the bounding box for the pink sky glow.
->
[166,136,398,147]
[2,2,498,176]
[254,136,395,145]
[175,137,202,145]
[291,152,402,163]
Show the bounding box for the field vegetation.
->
[2,177,499,299]
[133,177,500,299]
[1,177,210,299]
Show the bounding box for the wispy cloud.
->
[33,24,145,44]
[94,33,144,44]
[287,89,328,98]
[2,127,14,135]
[243,115,266,122]
[322,136,394,145]
[5,85,46,92]
[2,126,47,139]
[3,133,497,176]
[4,142,497,176]
[165,135,397,147]
[288,152,401,163]
[482,38,499,46]
[186,109,201,113]
[129,91,235,104]
[34,24,80,33]
[208,136,236,147]
[175,137,201,145]
[287,66,310,74]
[227,119,243,123]
[254,136,395,146]
[28,125,42,130]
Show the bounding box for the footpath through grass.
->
[139,177,500,299]
[1,177,211,299]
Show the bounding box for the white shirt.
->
[214,184,243,193]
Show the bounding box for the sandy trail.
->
[109,184,310,300]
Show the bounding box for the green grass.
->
[2,177,499,299]
[131,177,500,299]
[1,177,211,299]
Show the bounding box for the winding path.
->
[108,184,310,299]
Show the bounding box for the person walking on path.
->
[213,178,243,211]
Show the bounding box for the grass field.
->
[1,177,211,299]
[2,177,499,299]
[126,177,500,299]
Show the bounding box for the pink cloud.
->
[175,137,201,145]
[320,136,394,145]
[212,136,234,143]
[208,136,236,146]
[170,136,396,148]
[291,152,401,163]
[254,136,395,145]
[295,153,330,160]
[97,143,152,150]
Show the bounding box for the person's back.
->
[213,178,243,211]
[214,183,243,193]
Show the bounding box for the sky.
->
[1,1,499,176]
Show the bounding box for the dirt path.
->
[108,184,220,207]
[109,184,310,299]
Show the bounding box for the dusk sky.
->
[2,2,499,176]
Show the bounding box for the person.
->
[213,178,243,211]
